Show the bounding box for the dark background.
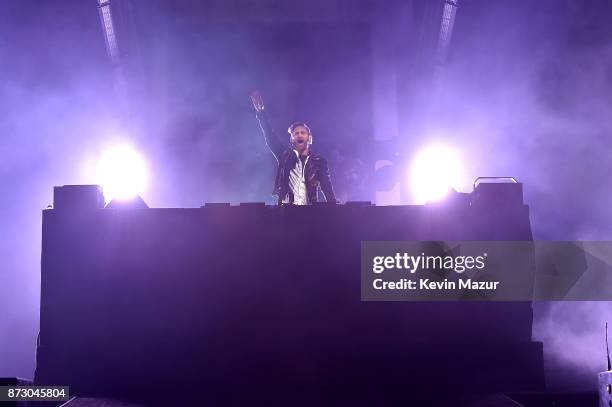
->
[1,0,611,392]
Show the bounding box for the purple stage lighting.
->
[409,143,465,204]
[95,144,148,203]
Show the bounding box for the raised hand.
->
[250,90,265,112]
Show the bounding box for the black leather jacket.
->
[256,110,337,205]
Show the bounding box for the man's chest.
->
[283,153,317,180]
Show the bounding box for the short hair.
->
[288,122,311,135]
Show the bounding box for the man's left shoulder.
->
[309,153,327,163]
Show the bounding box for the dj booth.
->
[35,184,544,405]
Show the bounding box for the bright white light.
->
[96,144,148,202]
[410,144,464,203]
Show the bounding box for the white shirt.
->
[283,150,310,205]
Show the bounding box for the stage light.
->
[97,0,120,65]
[410,144,464,203]
[105,194,149,209]
[96,144,148,203]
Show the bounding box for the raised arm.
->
[318,157,337,204]
[251,91,284,162]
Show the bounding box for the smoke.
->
[1,0,611,390]
[428,0,612,390]
[0,0,117,378]
[534,302,611,390]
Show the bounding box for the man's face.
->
[291,125,310,151]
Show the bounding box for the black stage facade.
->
[35,187,544,405]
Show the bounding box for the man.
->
[251,91,337,205]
